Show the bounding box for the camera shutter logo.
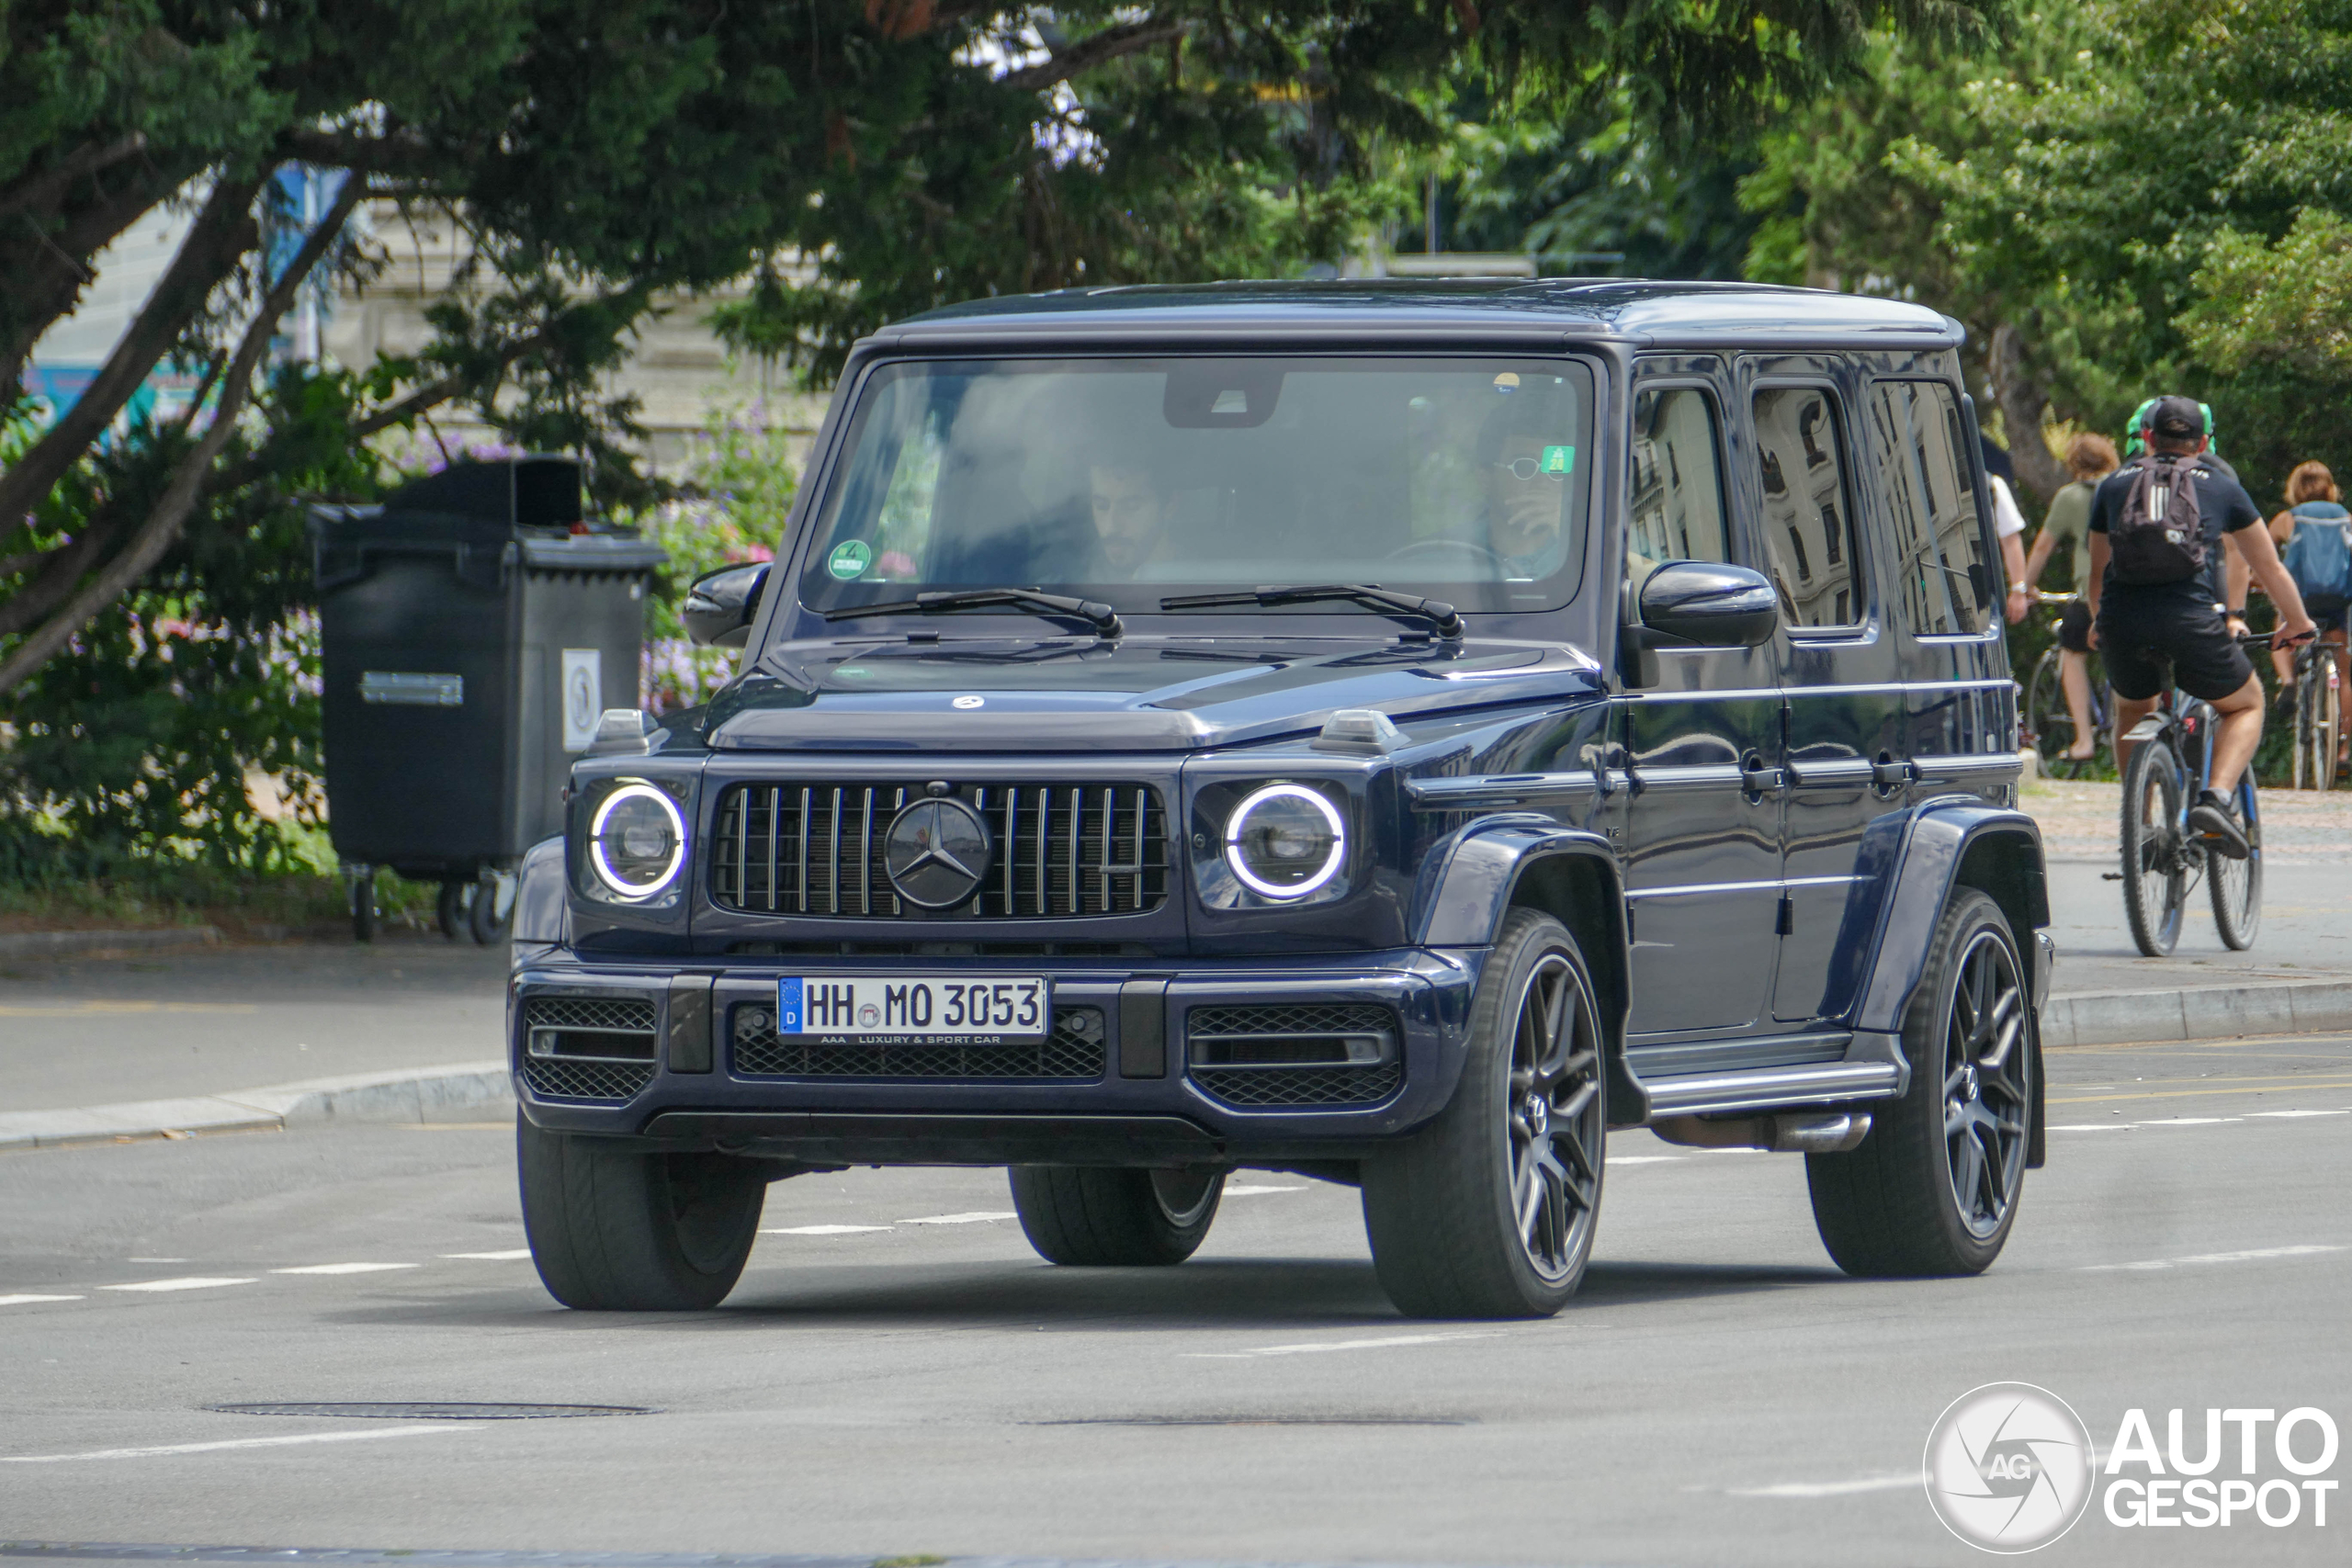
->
[1924,1382,2095,1552]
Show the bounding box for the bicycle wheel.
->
[2321,660,2343,793]
[2120,736,2187,957]
[2026,649,2073,766]
[2210,771,2263,950]
[2292,670,2313,790]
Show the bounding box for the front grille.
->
[521,1056,657,1102]
[520,995,658,1103]
[1188,1002,1403,1109]
[730,1004,1106,1081]
[712,783,1168,919]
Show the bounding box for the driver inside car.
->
[1482,402,1576,581]
[1088,460,1174,580]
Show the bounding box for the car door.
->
[1614,358,1784,1040]
[1745,363,1907,1024]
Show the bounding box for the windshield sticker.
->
[1492,372,1521,393]
[827,540,873,580]
[1542,445,1576,475]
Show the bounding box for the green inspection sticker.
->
[1542,445,1576,475]
[826,539,873,580]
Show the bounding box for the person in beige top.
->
[2020,433,2120,761]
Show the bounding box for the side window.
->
[1752,386,1862,630]
[1627,387,1731,596]
[1866,380,1993,636]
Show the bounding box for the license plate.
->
[777,976,1049,1043]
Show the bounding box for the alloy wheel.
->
[1506,952,1605,1282]
[1940,930,2030,1238]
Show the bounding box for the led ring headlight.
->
[1223,784,1347,899]
[589,783,687,901]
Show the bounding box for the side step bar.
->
[1639,1061,1901,1120]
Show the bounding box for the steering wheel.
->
[1378,537,1506,574]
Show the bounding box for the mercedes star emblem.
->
[885,796,991,908]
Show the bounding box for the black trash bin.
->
[311,456,666,942]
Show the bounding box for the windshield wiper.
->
[1159,584,1464,639]
[826,588,1123,639]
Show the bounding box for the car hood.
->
[702,636,1604,752]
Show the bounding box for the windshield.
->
[799,355,1595,618]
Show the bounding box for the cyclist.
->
[2087,397,2317,858]
[2020,432,2120,760]
[2252,461,2352,739]
[1981,436,2033,626]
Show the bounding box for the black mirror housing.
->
[683,562,770,648]
[1637,560,1780,649]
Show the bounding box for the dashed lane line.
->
[762,1224,893,1235]
[2050,1077,2352,1106]
[439,1250,533,1260]
[268,1263,419,1276]
[2078,1244,2346,1273]
[1220,1184,1306,1196]
[0,1294,83,1307]
[98,1278,254,1293]
[898,1212,1017,1225]
[1184,1332,1503,1359]
[1727,1473,1917,1499]
[0,1425,474,1463]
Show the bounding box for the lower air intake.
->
[730,1005,1107,1081]
[1187,1002,1403,1109]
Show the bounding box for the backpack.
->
[2108,454,2207,585]
[2281,502,2352,614]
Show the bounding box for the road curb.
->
[2043,979,2352,1047]
[0,926,223,960]
[0,1061,512,1153]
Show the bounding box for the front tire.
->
[2209,773,2263,950]
[1806,889,2032,1277]
[2120,734,2186,957]
[1361,908,1606,1318]
[1009,1166,1225,1265]
[518,1113,766,1309]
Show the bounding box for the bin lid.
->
[310,457,665,581]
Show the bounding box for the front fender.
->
[1849,799,2049,1091]
[511,834,568,953]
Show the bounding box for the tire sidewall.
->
[1900,890,2029,1269]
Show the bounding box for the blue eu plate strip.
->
[776,977,803,1035]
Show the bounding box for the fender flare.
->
[1849,800,2049,1147]
[511,834,568,948]
[1412,814,1641,1119]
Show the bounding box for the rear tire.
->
[1360,908,1606,1318]
[2026,649,2072,766]
[1806,889,2031,1277]
[518,1113,766,1309]
[349,869,377,943]
[1009,1166,1224,1265]
[2120,734,2186,957]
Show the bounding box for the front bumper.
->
[509,947,1480,1165]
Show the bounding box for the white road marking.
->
[1728,1472,1917,1499]
[2250,1109,2350,1118]
[898,1212,1016,1225]
[2051,1124,2132,1132]
[126,1258,187,1264]
[2081,1244,2345,1273]
[440,1250,534,1260]
[1220,1184,1305,1196]
[1611,1156,1685,1165]
[1698,1147,1768,1156]
[100,1277,254,1293]
[762,1224,893,1235]
[0,1424,472,1463]
[0,1294,84,1307]
[2136,1117,2238,1126]
[1185,1332,1502,1359]
[269,1263,419,1276]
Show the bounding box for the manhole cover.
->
[207,1402,650,1420]
[1032,1415,1468,1427]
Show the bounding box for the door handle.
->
[1871,755,1912,789]
[1740,754,1785,797]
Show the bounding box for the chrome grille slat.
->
[710,781,1169,919]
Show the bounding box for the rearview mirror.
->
[1638,560,1780,649]
[683,562,770,648]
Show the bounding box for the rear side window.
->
[1752,387,1862,629]
[1626,388,1731,596]
[1867,380,1994,636]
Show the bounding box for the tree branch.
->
[0,177,363,698]
[0,134,151,222]
[277,126,438,175]
[1989,321,2069,506]
[0,171,267,533]
[999,17,1185,90]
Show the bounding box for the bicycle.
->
[2116,633,2286,956]
[2021,591,2110,773]
[2289,633,2344,792]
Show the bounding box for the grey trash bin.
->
[311,456,666,942]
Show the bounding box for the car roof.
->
[873,278,1963,355]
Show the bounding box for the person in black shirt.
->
[2089,397,2316,857]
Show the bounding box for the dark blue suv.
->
[508,280,2052,1317]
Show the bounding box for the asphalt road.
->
[4,1030,2346,1566]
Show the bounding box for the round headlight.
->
[589,784,687,900]
[1223,784,1346,899]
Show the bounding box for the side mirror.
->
[1637,560,1780,649]
[683,562,770,648]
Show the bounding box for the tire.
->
[2294,670,2317,791]
[517,1113,766,1309]
[436,882,466,941]
[1008,1166,1225,1266]
[2321,663,2343,793]
[349,869,377,943]
[1359,908,1606,1319]
[2119,733,2186,957]
[1806,888,2032,1277]
[469,872,514,945]
[2026,649,2072,766]
[2210,771,2263,950]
